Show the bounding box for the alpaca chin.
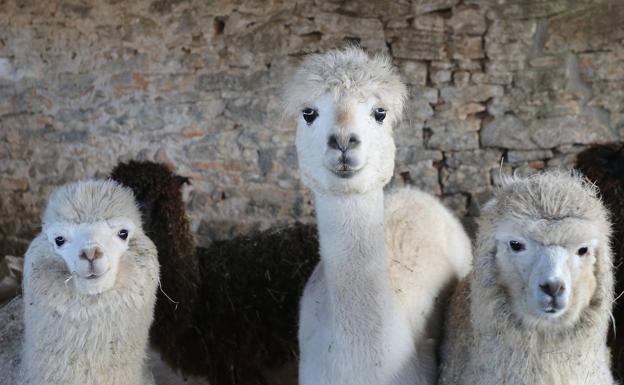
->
[73,269,117,295]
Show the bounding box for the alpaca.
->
[576,144,624,380]
[1,180,160,385]
[284,47,472,385]
[110,160,319,385]
[439,172,615,385]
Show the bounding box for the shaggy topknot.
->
[43,180,142,231]
[282,47,407,122]
[489,171,607,225]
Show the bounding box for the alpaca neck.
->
[314,188,400,352]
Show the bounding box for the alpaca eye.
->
[118,229,129,240]
[54,236,65,247]
[577,247,588,256]
[509,240,525,252]
[302,108,318,124]
[373,108,386,123]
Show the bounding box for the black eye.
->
[302,108,318,124]
[577,247,588,256]
[54,236,65,247]
[118,229,129,240]
[509,240,525,252]
[373,107,386,123]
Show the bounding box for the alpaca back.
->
[385,188,472,340]
[21,233,159,385]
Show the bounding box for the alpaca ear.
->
[481,198,498,215]
[175,175,191,187]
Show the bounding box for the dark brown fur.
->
[576,144,624,380]
[110,161,319,385]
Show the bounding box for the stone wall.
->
[1,0,623,255]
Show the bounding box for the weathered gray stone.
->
[453,71,470,87]
[481,114,532,149]
[449,5,486,35]
[395,146,443,165]
[451,36,484,60]
[530,115,617,148]
[440,85,504,104]
[426,118,480,151]
[507,149,554,163]
[442,165,491,194]
[398,60,428,86]
[445,149,503,169]
[0,0,622,258]
[431,69,452,85]
[393,15,448,61]
[483,114,616,150]
[413,0,459,15]
[397,160,441,195]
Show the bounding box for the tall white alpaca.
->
[284,47,472,385]
[15,180,159,385]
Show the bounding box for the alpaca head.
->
[42,180,143,295]
[477,172,612,331]
[283,47,407,195]
[110,160,191,230]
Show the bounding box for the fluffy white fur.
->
[0,297,23,384]
[439,172,615,385]
[286,47,472,385]
[1,180,159,385]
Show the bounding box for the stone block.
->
[442,165,491,194]
[426,118,480,151]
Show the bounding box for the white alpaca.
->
[284,47,472,385]
[0,180,159,385]
[439,172,615,385]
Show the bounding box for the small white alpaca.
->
[439,172,615,385]
[2,180,159,385]
[284,47,472,385]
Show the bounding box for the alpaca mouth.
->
[332,168,359,178]
[83,268,110,280]
[541,299,565,316]
[331,162,361,178]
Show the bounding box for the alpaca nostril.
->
[80,247,103,261]
[328,135,341,151]
[540,280,565,297]
[328,134,360,152]
[347,134,360,150]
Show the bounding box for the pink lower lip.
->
[84,268,109,280]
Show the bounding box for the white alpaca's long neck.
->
[314,188,400,353]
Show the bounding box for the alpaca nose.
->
[328,134,360,152]
[540,279,565,298]
[80,246,103,262]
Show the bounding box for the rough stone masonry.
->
[1,0,623,256]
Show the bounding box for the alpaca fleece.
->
[288,47,471,385]
[0,297,23,384]
[576,144,624,380]
[111,161,319,385]
[0,180,160,385]
[439,172,615,385]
